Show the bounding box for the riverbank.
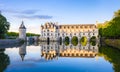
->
[0,39,24,48]
[104,39,120,49]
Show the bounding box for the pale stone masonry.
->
[40,22,98,42]
[19,21,26,40]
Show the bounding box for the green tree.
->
[114,9,120,17]
[7,32,40,37]
[99,9,120,38]
[0,13,10,39]
[7,32,19,37]
[71,36,78,46]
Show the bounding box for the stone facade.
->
[19,21,26,40]
[40,22,98,42]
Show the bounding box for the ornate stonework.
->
[40,22,98,41]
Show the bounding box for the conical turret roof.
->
[20,54,25,61]
[19,21,26,29]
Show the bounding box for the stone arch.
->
[80,36,88,46]
[90,36,97,46]
[47,37,50,44]
[59,37,62,45]
[64,36,70,46]
[71,36,78,46]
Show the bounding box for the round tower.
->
[19,21,26,40]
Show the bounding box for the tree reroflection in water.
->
[90,36,97,46]
[71,36,78,46]
[80,36,87,46]
[0,49,10,72]
[99,46,120,72]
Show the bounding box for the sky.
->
[0,0,120,34]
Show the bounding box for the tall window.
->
[83,33,85,35]
[47,33,49,36]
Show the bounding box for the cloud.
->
[21,10,39,14]
[0,8,53,19]
[0,9,38,15]
[14,15,53,19]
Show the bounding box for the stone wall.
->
[0,39,22,48]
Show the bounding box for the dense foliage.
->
[71,36,78,46]
[98,10,120,38]
[0,14,10,39]
[80,36,87,46]
[7,32,40,37]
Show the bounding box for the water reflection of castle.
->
[19,43,27,61]
[19,42,99,61]
[40,42,99,60]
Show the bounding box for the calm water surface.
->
[0,42,120,72]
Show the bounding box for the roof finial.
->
[19,21,26,29]
[22,20,24,25]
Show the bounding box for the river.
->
[0,42,120,72]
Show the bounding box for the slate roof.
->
[19,21,26,29]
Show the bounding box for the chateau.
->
[40,22,98,42]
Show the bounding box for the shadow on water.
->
[0,49,10,72]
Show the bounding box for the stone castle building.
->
[19,21,26,40]
[40,22,98,42]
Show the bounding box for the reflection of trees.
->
[99,46,120,72]
[0,49,10,72]
[64,36,69,46]
[90,36,96,46]
[71,36,78,46]
[80,36,87,46]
